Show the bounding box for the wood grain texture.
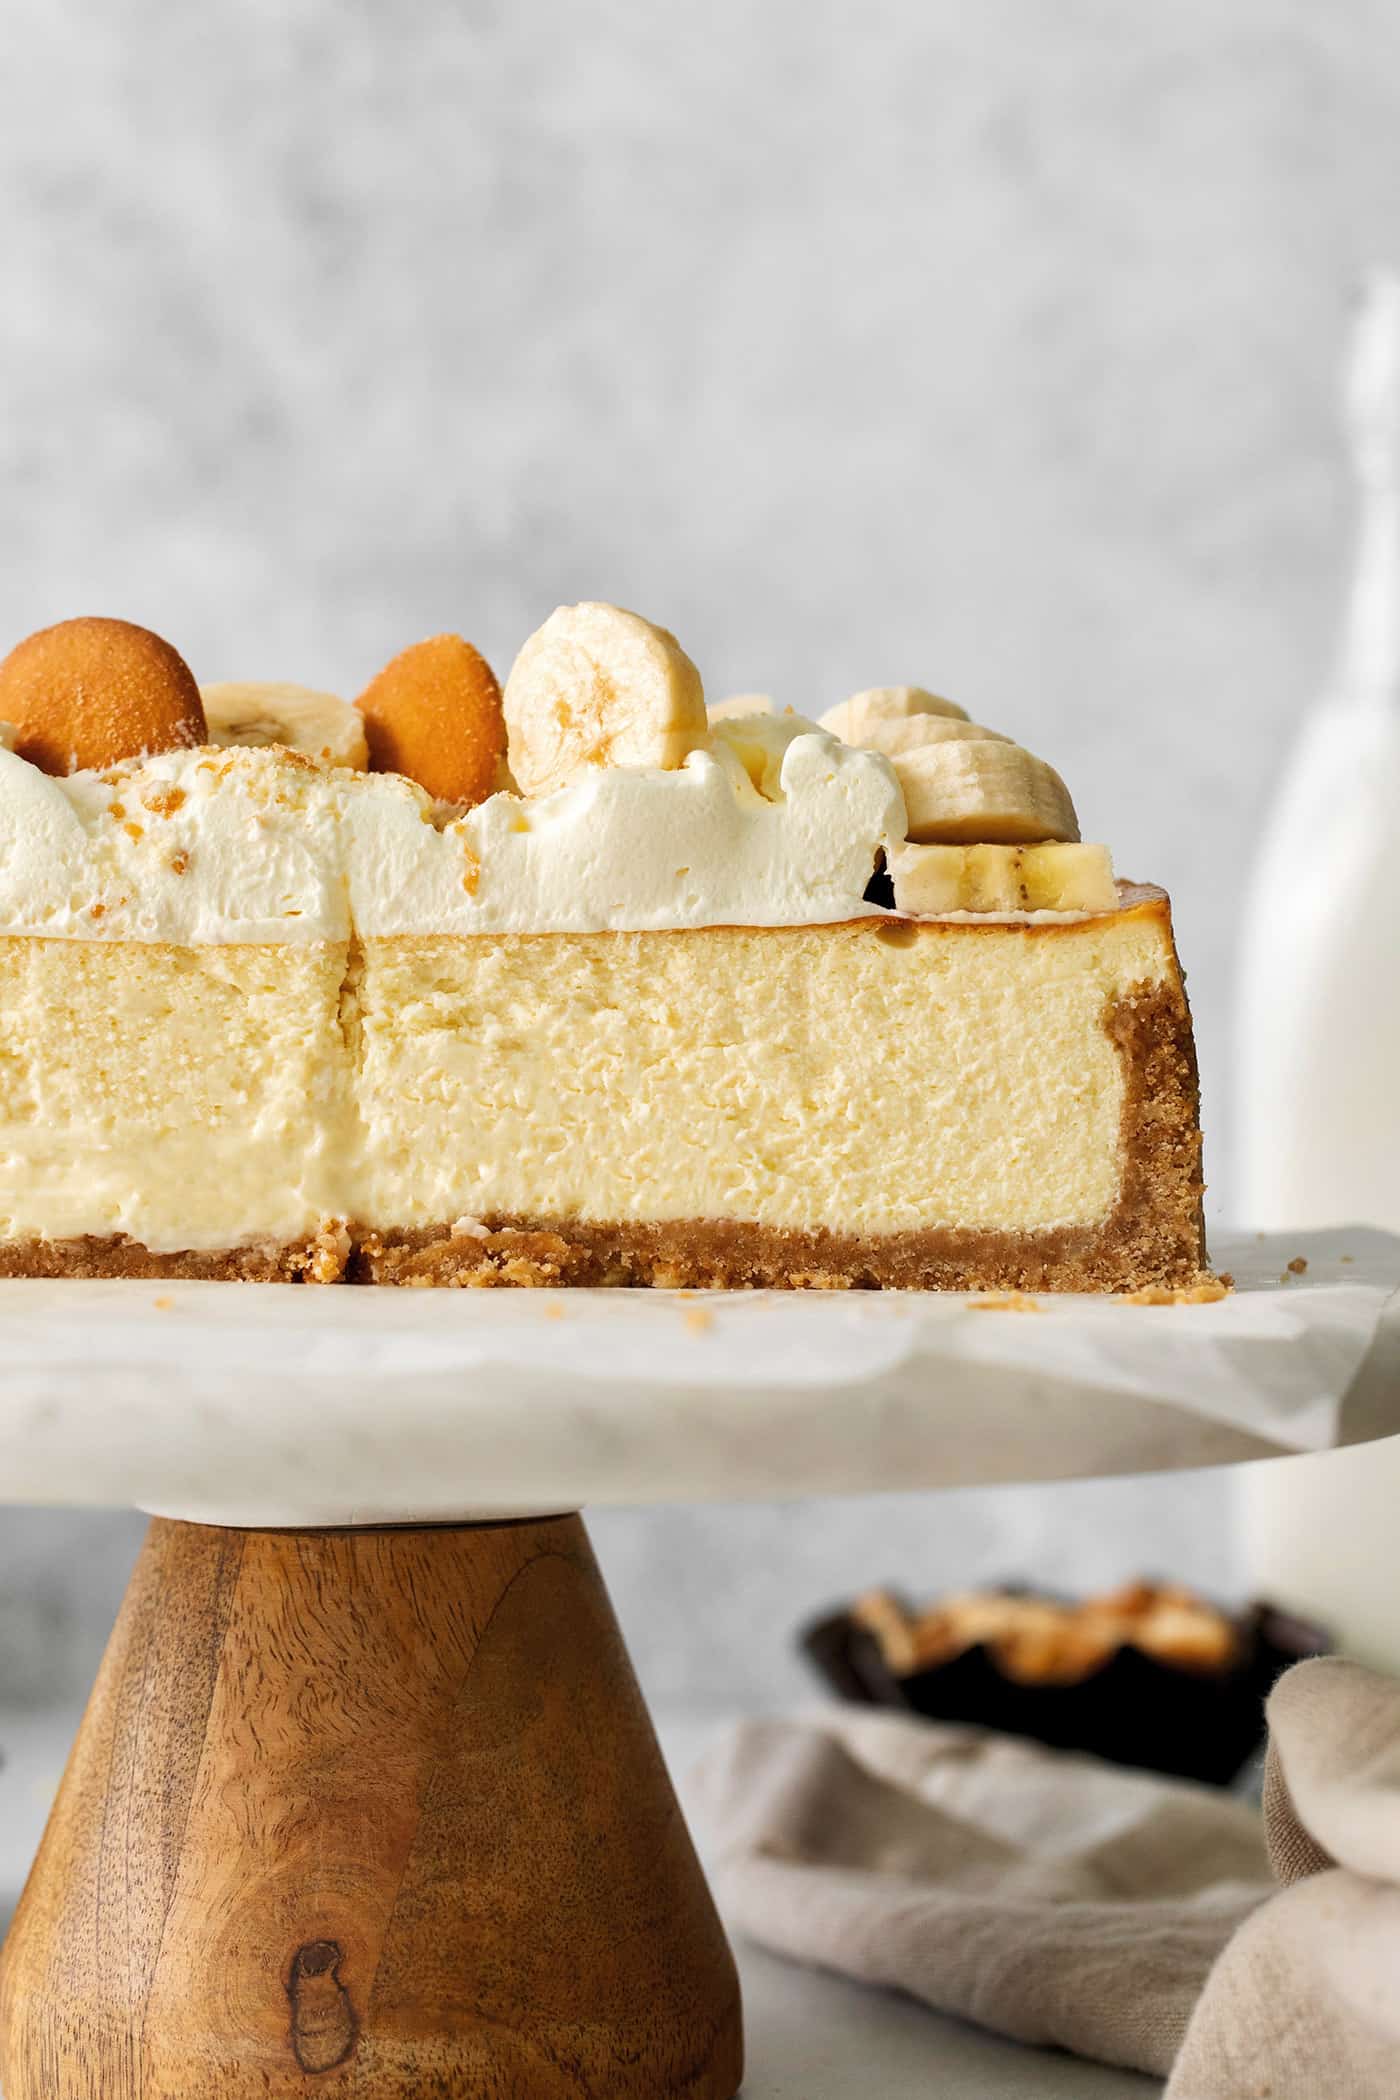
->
[0,1516,743,2098]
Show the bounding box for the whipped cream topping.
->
[0,745,351,942]
[0,717,906,943]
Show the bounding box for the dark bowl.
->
[800,1594,1331,1787]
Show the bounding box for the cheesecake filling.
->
[0,907,1174,1258]
[0,939,355,1252]
[351,920,1167,1242]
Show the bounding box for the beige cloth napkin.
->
[688,1658,1400,2093]
[1171,1659,1400,2097]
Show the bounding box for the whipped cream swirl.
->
[0,717,906,942]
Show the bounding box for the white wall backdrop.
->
[1,0,1395,1710]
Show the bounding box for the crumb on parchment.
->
[152,1295,173,1310]
[968,1292,1042,1313]
[1122,1277,1232,1306]
[682,1304,714,1334]
[1287,1255,1308,1274]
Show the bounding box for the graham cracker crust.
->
[0,1223,351,1285]
[0,976,1207,1296]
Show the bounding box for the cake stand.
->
[0,1227,1396,2100]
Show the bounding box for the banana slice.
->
[708,692,778,721]
[202,681,368,770]
[503,602,707,798]
[841,712,1011,761]
[890,841,1116,915]
[895,738,1079,845]
[820,685,968,747]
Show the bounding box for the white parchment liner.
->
[0,1228,1394,1526]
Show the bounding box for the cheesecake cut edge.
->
[352,952,1207,1293]
[0,886,1208,1293]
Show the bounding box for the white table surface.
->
[0,1705,1160,2099]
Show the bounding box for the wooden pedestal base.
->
[0,1515,743,2098]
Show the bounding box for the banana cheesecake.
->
[0,606,1208,1291]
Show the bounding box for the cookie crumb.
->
[968,1291,1042,1312]
[305,1219,351,1284]
[682,1304,714,1334]
[1287,1255,1308,1274]
[152,1294,173,1310]
[1123,1277,1231,1306]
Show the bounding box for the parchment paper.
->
[0,1228,1395,1526]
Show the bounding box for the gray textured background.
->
[1,0,1395,1712]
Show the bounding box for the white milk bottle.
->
[1237,271,1400,1667]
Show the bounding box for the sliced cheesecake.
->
[0,610,1208,1291]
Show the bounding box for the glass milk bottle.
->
[1237,272,1400,1668]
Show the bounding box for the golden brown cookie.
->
[356,634,507,806]
[0,617,206,775]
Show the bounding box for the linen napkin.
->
[1170,1659,1400,2098]
[688,1658,1400,2092]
